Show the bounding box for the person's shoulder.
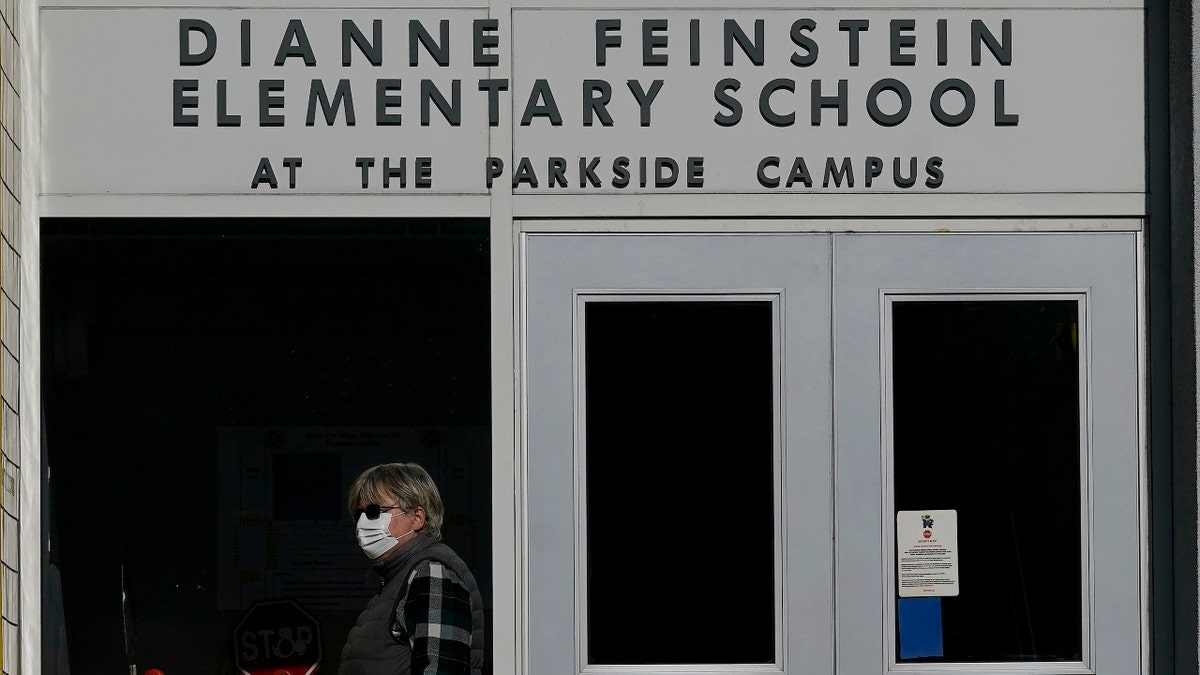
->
[407,558,467,588]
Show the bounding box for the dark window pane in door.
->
[892,300,1082,662]
[585,301,775,665]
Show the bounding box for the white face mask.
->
[355,513,414,559]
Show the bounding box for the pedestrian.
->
[339,463,485,675]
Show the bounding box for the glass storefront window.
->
[41,219,492,675]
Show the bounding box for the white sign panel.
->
[41,7,1142,198]
[896,509,960,597]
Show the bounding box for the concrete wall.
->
[0,0,21,669]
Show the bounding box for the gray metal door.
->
[523,233,834,675]
[522,231,1142,674]
[833,232,1141,674]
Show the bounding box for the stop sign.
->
[234,599,323,675]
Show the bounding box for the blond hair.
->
[347,462,445,541]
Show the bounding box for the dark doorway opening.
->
[41,218,492,675]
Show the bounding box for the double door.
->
[522,232,1141,674]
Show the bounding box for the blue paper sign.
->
[898,597,944,659]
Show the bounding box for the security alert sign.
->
[897,509,960,597]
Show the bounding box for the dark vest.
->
[339,534,486,675]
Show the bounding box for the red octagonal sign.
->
[234,599,322,675]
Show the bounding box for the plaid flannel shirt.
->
[393,560,475,674]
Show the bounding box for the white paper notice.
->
[897,509,960,597]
